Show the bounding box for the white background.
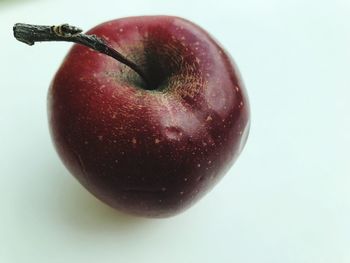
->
[0,0,349,262]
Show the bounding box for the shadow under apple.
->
[46,160,152,234]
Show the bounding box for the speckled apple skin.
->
[48,16,250,217]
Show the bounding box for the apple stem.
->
[13,23,150,87]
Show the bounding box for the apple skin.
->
[48,16,250,217]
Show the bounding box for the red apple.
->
[47,16,250,217]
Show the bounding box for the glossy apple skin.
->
[48,16,250,217]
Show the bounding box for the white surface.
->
[1,0,349,262]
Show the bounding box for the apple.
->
[15,16,250,217]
